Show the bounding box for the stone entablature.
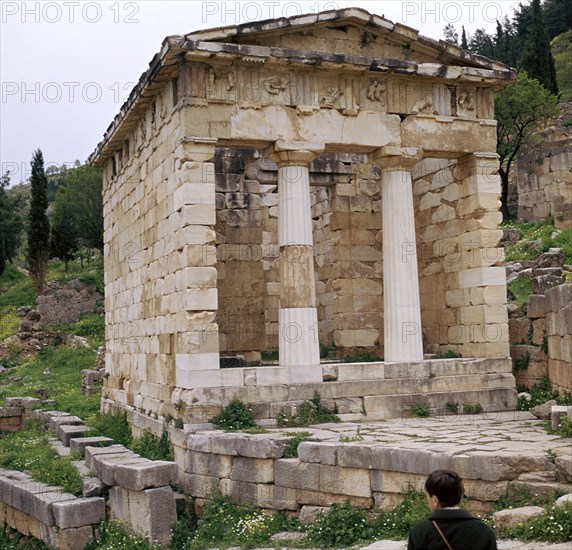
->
[91,8,516,423]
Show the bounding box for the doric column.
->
[372,146,424,362]
[265,140,324,367]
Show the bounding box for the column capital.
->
[371,146,423,171]
[265,140,325,167]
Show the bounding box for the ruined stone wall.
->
[36,279,102,324]
[102,79,219,417]
[515,143,572,229]
[414,155,509,358]
[546,284,572,392]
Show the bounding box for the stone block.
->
[84,445,132,471]
[231,457,274,483]
[551,405,572,431]
[114,460,178,490]
[82,477,107,498]
[527,295,546,319]
[372,447,452,475]
[319,465,371,498]
[57,525,95,550]
[185,473,220,498]
[297,441,338,465]
[186,451,232,477]
[299,505,328,524]
[493,506,544,531]
[52,497,106,529]
[556,456,572,482]
[236,435,290,459]
[57,425,93,447]
[70,437,114,456]
[274,459,320,491]
[129,486,177,548]
[337,444,374,469]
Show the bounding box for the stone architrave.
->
[265,140,325,367]
[372,146,424,361]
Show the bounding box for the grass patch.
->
[85,520,161,550]
[277,392,340,427]
[434,350,462,359]
[508,277,533,309]
[0,346,101,419]
[497,504,572,543]
[503,218,572,264]
[410,403,430,418]
[0,423,83,496]
[0,264,35,307]
[0,305,20,340]
[187,493,300,549]
[53,313,105,348]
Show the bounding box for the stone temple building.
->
[91,8,518,425]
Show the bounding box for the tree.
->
[543,0,572,40]
[50,188,78,272]
[52,164,103,251]
[0,228,5,276]
[461,26,469,49]
[27,150,50,293]
[443,23,459,45]
[469,28,495,58]
[519,0,559,94]
[0,170,25,264]
[495,72,559,220]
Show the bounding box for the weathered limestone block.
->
[70,437,114,456]
[319,465,371,498]
[297,442,338,465]
[84,445,134,471]
[114,460,178,490]
[186,451,232,477]
[274,459,320,491]
[236,435,290,458]
[52,497,106,529]
[58,425,93,446]
[372,448,451,475]
[231,457,274,483]
[493,506,544,531]
[58,525,96,550]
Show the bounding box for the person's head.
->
[425,470,464,511]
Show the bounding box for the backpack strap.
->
[432,520,453,550]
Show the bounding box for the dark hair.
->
[425,470,464,507]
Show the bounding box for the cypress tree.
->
[461,26,469,50]
[27,149,50,293]
[519,0,559,94]
[0,230,5,276]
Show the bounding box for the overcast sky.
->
[1,1,522,184]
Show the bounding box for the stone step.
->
[69,436,114,456]
[58,424,93,446]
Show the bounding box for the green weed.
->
[210,398,257,431]
[85,520,161,549]
[131,428,173,461]
[282,431,314,458]
[276,392,340,427]
[410,403,430,418]
[86,409,132,447]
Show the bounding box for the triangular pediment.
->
[185,7,510,72]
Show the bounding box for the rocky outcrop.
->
[36,279,102,324]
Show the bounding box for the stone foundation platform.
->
[166,357,517,425]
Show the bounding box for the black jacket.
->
[407,508,497,550]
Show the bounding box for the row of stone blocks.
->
[182,431,572,514]
[0,468,105,549]
[2,405,181,547]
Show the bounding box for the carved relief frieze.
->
[457,87,476,118]
[319,81,340,108]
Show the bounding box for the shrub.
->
[462,403,483,414]
[372,490,430,539]
[343,352,383,362]
[411,403,430,418]
[86,409,132,447]
[282,431,314,457]
[306,501,371,547]
[276,392,340,427]
[210,398,257,431]
[131,428,173,461]
[513,352,531,372]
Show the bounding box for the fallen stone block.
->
[299,505,328,524]
[113,460,178,490]
[556,493,572,507]
[529,400,557,420]
[93,456,145,487]
[58,424,93,446]
[556,456,572,482]
[53,497,106,528]
[82,476,108,498]
[57,525,95,550]
[48,413,83,431]
[70,436,114,456]
[493,506,545,531]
